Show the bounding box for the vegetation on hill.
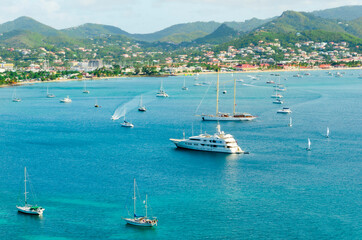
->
[312,5,362,21]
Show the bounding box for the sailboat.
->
[201,73,256,121]
[288,117,292,127]
[156,80,169,97]
[121,110,134,128]
[138,95,146,112]
[12,89,22,102]
[326,127,330,138]
[94,98,100,108]
[83,81,90,94]
[16,167,44,215]
[182,77,188,90]
[46,87,55,98]
[123,178,158,227]
[306,138,311,151]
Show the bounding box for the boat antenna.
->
[133,178,136,218]
[216,70,220,115]
[24,167,27,205]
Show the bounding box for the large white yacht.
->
[170,124,243,154]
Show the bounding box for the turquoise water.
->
[0,70,361,239]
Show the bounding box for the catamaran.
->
[83,81,90,94]
[16,167,44,215]
[138,95,146,112]
[170,123,244,154]
[182,77,188,90]
[46,87,55,98]
[273,98,283,104]
[201,73,256,121]
[156,80,169,97]
[12,89,22,102]
[123,178,158,227]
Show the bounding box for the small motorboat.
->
[277,107,292,114]
[60,96,72,103]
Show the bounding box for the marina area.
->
[0,70,361,239]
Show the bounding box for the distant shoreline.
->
[1,66,361,88]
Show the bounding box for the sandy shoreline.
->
[1,67,361,88]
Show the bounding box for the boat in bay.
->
[277,107,292,114]
[138,95,146,112]
[46,87,55,98]
[170,123,244,154]
[182,77,188,90]
[60,96,72,103]
[12,89,22,102]
[156,80,169,97]
[123,179,158,227]
[83,81,90,94]
[16,167,44,216]
[201,73,256,121]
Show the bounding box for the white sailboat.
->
[306,138,311,151]
[94,98,100,108]
[12,89,22,102]
[201,73,256,121]
[83,81,90,94]
[138,95,146,112]
[156,80,169,97]
[326,127,330,138]
[288,117,292,127]
[182,77,188,90]
[46,87,55,98]
[123,178,158,227]
[16,167,44,215]
[121,110,134,128]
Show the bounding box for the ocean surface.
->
[0,70,361,239]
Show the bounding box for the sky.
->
[0,0,360,33]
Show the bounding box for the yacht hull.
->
[17,206,44,215]
[170,139,243,154]
[124,218,157,227]
[201,115,256,121]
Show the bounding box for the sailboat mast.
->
[233,78,236,115]
[133,178,136,217]
[145,194,148,218]
[24,167,27,205]
[216,71,219,115]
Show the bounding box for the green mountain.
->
[194,24,240,44]
[257,11,362,38]
[224,18,273,32]
[132,21,221,43]
[312,5,362,21]
[0,16,61,37]
[61,23,131,38]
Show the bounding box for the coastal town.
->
[1,37,361,84]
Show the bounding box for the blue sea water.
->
[0,70,361,239]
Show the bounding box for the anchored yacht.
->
[170,124,243,154]
[201,73,256,121]
[277,107,292,114]
[60,96,72,103]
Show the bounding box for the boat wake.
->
[111,94,152,120]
